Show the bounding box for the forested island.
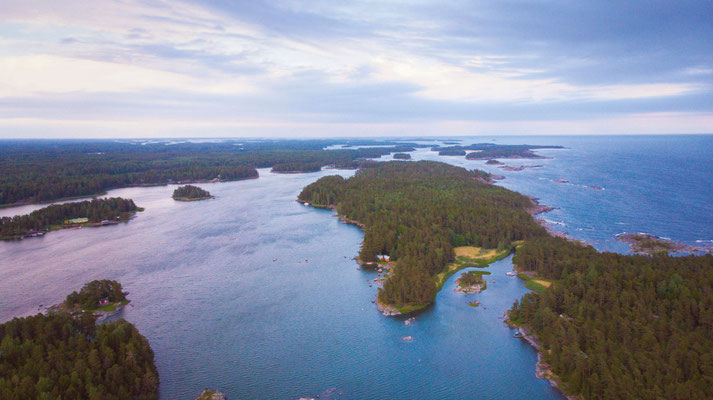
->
[392,153,411,160]
[172,185,213,201]
[0,197,141,240]
[0,280,158,399]
[298,161,546,312]
[429,143,562,160]
[0,139,421,207]
[507,236,713,399]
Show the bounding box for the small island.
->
[393,153,412,160]
[617,233,713,255]
[455,270,490,294]
[173,185,214,201]
[500,164,542,171]
[485,159,503,165]
[61,279,130,318]
[196,389,227,400]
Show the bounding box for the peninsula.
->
[173,185,214,201]
[0,197,141,240]
[298,161,547,314]
[0,280,158,399]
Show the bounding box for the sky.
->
[0,0,712,138]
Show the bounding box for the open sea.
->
[1,135,711,399]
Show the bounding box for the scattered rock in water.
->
[402,336,414,341]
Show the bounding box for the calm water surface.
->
[3,135,712,399]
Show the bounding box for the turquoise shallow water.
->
[2,135,711,399]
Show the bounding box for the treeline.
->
[172,185,212,200]
[0,312,158,400]
[271,162,323,173]
[64,280,128,311]
[509,236,713,399]
[392,153,411,160]
[0,198,139,239]
[299,161,546,307]
[0,140,420,206]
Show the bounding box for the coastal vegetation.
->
[172,185,213,201]
[392,153,411,160]
[0,197,140,239]
[0,282,158,400]
[298,161,546,310]
[509,236,713,399]
[63,280,128,312]
[617,233,712,255]
[0,139,421,206]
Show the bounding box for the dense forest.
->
[299,161,546,307]
[172,185,212,200]
[0,280,158,400]
[0,198,139,239]
[0,140,421,206]
[64,280,128,311]
[509,236,713,399]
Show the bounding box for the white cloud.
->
[0,55,256,97]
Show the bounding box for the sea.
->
[1,135,711,399]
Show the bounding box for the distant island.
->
[393,153,411,160]
[438,149,467,156]
[271,161,323,173]
[173,185,214,201]
[0,197,141,240]
[430,143,563,160]
[0,280,158,399]
[485,159,503,165]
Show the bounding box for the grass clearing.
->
[517,273,554,293]
[434,246,510,291]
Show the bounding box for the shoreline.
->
[1,210,141,241]
[504,313,580,400]
[173,196,215,201]
[617,232,713,255]
[0,175,258,209]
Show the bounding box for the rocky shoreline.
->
[504,313,580,400]
[617,233,713,255]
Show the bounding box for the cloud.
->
[0,0,711,137]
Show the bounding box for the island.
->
[500,164,542,171]
[0,197,142,240]
[392,153,412,160]
[438,149,467,156]
[430,143,563,160]
[298,161,547,315]
[485,159,504,165]
[455,270,490,294]
[271,162,323,173]
[617,233,713,255]
[0,280,158,399]
[196,389,227,400]
[60,279,130,320]
[172,185,214,201]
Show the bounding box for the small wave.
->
[543,219,566,226]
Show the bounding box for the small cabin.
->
[98,297,110,306]
[376,254,391,262]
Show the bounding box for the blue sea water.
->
[1,135,712,399]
